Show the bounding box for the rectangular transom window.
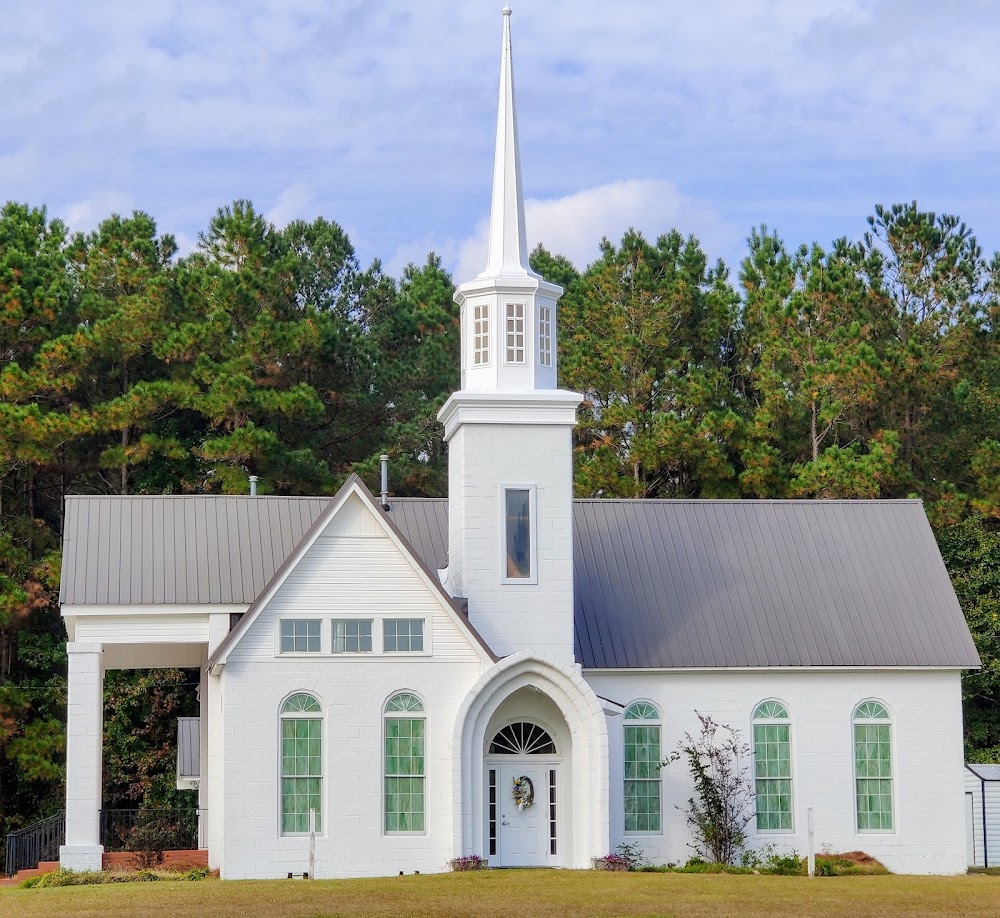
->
[385,716,425,832]
[505,302,525,363]
[504,488,532,580]
[331,619,373,653]
[279,619,321,653]
[384,618,424,653]
[754,723,792,831]
[538,305,552,367]
[474,304,490,366]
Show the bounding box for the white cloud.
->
[266,183,313,229]
[61,191,134,233]
[451,180,741,282]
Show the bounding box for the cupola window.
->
[538,305,552,367]
[505,302,525,363]
[474,304,490,365]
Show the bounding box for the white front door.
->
[498,763,550,867]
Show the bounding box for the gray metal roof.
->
[967,764,1000,782]
[391,498,979,669]
[61,494,980,670]
[60,495,329,605]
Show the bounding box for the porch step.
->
[3,852,208,886]
[2,861,60,885]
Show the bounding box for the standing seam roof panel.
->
[58,496,980,670]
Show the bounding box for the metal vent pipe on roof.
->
[249,475,259,497]
[380,455,390,511]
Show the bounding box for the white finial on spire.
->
[480,5,536,280]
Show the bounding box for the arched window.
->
[280,693,322,835]
[489,722,556,755]
[623,702,661,833]
[384,692,426,833]
[753,700,792,831]
[854,701,893,831]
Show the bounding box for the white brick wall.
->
[447,422,576,661]
[587,668,967,875]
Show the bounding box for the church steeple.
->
[438,8,581,661]
[480,6,536,281]
[453,7,564,392]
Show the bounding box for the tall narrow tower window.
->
[505,303,525,363]
[504,488,532,580]
[474,304,490,365]
[538,305,552,367]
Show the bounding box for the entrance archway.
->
[453,650,610,869]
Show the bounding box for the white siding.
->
[964,768,1000,867]
[76,613,209,644]
[228,495,484,665]
[587,668,968,876]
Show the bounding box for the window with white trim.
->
[474,304,490,366]
[538,305,552,367]
[279,619,320,653]
[623,701,661,833]
[505,302,525,363]
[503,488,532,580]
[384,618,424,653]
[753,700,792,831]
[384,692,425,833]
[280,693,322,834]
[854,701,893,831]
[331,618,373,653]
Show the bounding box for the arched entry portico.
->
[453,651,610,869]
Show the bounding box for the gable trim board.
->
[207,475,497,672]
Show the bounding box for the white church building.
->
[56,9,979,878]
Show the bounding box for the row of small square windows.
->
[279,618,424,654]
[473,303,552,367]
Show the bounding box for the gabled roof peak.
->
[478,6,538,283]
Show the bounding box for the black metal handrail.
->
[4,811,65,877]
[99,808,201,853]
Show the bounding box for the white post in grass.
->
[807,807,815,877]
[309,809,316,880]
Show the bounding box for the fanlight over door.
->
[489,722,556,755]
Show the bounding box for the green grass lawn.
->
[2,869,999,918]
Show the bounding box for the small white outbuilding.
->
[965,764,1000,867]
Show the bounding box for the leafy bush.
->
[593,842,648,871]
[448,854,487,871]
[665,712,755,865]
[741,842,805,875]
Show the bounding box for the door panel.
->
[499,764,549,867]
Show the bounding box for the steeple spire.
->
[480,6,536,280]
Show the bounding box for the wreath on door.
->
[512,775,534,812]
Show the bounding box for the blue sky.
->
[2,1,998,283]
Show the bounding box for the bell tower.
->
[438,7,581,660]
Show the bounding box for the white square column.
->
[59,642,104,871]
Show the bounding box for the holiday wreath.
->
[512,775,534,812]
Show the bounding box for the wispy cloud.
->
[1,1,997,276]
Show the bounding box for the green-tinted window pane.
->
[385,716,425,833]
[624,724,661,832]
[385,777,426,833]
[854,718,892,831]
[281,713,322,835]
[624,702,660,721]
[754,719,792,831]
